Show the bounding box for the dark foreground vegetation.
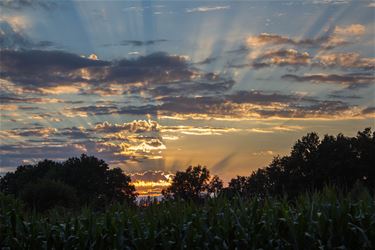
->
[1,187,374,249]
[0,128,374,249]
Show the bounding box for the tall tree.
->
[162,165,222,200]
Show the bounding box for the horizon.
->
[0,0,374,196]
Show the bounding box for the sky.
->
[0,0,374,196]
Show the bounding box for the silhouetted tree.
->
[105,168,137,203]
[228,128,375,198]
[208,175,223,197]
[162,165,222,200]
[0,154,137,208]
[20,179,78,212]
[227,176,249,196]
[0,159,61,196]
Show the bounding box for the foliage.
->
[20,179,78,212]
[0,154,137,208]
[162,165,222,200]
[1,187,374,249]
[226,128,375,198]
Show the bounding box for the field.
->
[1,187,374,249]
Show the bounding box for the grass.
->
[1,187,374,249]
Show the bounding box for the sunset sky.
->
[0,0,374,195]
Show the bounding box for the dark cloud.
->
[226,44,250,54]
[282,73,375,89]
[149,79,235,97]
[158,90,355,119]
[35,40,55,48]
[63,89,358,119]
[1,50,222,95]
[105,52,193,84]
[362,106,375,115]
[0,94,61,104]
[0,49,110,88]
[119,39,167,46]
[67,105,119,116]
[194,56,218,65]
[1,49,236,101]
[226,90,310,104]
[328,94,361,99]
[67,104,158,116]
[1,50,109,72]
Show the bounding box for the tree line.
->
[0,128,374,211]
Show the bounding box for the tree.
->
[227,176,249,196]
[228,128,375,198]
[105,168,137,203]
[162,165,223,200]
[0,154,138,208]
[0,159,61,195]
[56,154,110,204]
[208,175,223,197]
[20,179,78,212]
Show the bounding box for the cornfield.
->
[1,188,374,249]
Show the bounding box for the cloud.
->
[2,127,57,138]
[232,49,374,72]
[361,106,375,115]
[0,94,62,104]
[93,120,160,133]
[0,0,58,10]
[328,93,361,99]
[246,24,366,51]
[119,39,167,46]
[252,150,275,156]
[0,21,32,49]
[157,90,359,120]
[61,88,364,120]
[130,170,172,196]
[333,24,365,36]
[311,0,350,4]
[149,79,235,97]
[246,33,328,48]
[161,125,240,136]
[0,14,57,49]
[1,49,237,99]
[248,125,304,133]
[186,5,230,13]
[130,170,172,183]
[315,52,375,71]
[0,20,56,50]
[0,120,169,168]
[252,49,311,69]
[194,56,218,65]
[0,50,110,90]
[282,73,375,89]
